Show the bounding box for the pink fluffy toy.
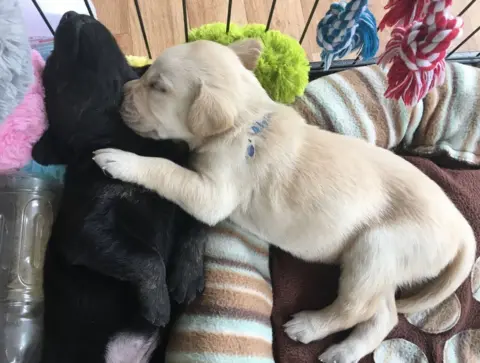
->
[0,49,46,171]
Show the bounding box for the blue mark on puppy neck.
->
[247,141,255,158]
[246,113,272,159]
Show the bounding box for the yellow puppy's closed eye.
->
[147,73,172,94]
[149,80,167,93]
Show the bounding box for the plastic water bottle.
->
[0,173,61,363]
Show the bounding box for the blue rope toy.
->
[316,0,379,70]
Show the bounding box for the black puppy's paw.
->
[139,280,171,327]
[168,266,205,305]
[168,223,207,305]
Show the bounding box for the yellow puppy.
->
[93,40,476,363]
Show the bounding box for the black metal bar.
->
[309,51,480,81]
[182,0,189,42]
[300,0,320,44]
[447,25,480,58]
[84,0,95,17]
[133,0,152,58]
[226,0,233,33]
[31,0,54,35]
[265,0,277,31]
[458,0,478,16]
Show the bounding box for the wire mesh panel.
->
[32,0,480,80]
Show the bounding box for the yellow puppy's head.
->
[121,39,264,143]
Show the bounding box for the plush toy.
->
[0,50,47,172]
[129,23,310,105]
[125,55,153,68]
[188,23,310,104]
[316,0,379,70]
[0,0,33,126]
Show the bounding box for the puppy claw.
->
[168,267,205,305]
[102,167,113,178]
[319,343,359,363]
[92,149,142,183]
[284,311,323,344]
[140,280,171,327]
[93,148,116,155]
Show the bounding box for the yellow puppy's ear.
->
[187,82,236,138]
[228,39,263,71]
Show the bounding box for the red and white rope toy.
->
[377,0,463,106]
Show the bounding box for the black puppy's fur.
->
[33,12,206,363]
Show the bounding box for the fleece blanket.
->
[0,0,33,125]
[167,221,274,363]
[294,62,480,166]
[270,63,480,362]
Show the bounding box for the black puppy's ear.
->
[132,64,150,77]
[32,130,64,165]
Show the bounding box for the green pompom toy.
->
[188,23,310,105]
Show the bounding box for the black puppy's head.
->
[33,12,138,165]
[52,11,131,75]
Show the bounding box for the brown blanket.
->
[271,156,480,362]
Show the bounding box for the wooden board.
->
[92,0,480,60]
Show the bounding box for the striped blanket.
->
[166,221,273,363]
[294,62,480,166]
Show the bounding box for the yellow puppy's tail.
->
[396,233,476,314]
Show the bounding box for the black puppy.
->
[33,12,206,363]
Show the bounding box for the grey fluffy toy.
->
[0,0,33,124]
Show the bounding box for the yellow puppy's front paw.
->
[284,311,322,344]
[318,343,359,363]
[92,148,141,183]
